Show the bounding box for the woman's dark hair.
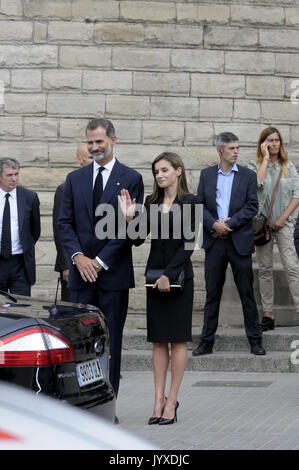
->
[148,152,189,204]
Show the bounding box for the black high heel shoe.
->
[148,397,167,425]
[159,401,179,425]
[148,416,161,425]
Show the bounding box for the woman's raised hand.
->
[260,142,270,160]
[118,188,136,222]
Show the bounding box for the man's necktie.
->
[93,166,105,213]
[1,193,12,259]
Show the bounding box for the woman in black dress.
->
[119,152,197,425]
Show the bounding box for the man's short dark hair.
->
[86,118,116,138]
[0,158,20,176]
[216,132,239,148]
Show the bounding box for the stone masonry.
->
[0,0,299,322]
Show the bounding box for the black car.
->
[0,291,115,422]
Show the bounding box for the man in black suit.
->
[193,132,265,356]
[295,214,299,257]
[53,143,93,301]
[59,118,144,397]
[0,158,40,296]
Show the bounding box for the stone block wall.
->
[0,0,299,319]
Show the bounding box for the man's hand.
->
[213,218,233,236]
[212,232,221,238]
[62,269,69,282]
[74,254,102,283]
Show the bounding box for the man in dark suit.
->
[53,143,93,301]
[295,214,299,257]
[193,132,265,356]
[0,158,40,296]
[59,118,144,397]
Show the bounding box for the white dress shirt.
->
[0,187,23,255]
[93,157,116,190]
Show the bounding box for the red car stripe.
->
[0,429,22,441]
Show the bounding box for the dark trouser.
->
[70,283,129,397]
[59,272,71,302]
[200,238,262,345]
[0,254,31,296]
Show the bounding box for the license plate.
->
[76,358,103,387]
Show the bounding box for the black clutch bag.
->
[145,269,185,290]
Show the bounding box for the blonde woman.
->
[248,127,299,330]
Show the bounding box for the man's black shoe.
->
[250,343,266,355]
[192,341,213,356]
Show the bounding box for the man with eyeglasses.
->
[59,118,144,403]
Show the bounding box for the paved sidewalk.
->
[116,370,299,450]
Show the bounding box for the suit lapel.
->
[228,165,241,216]
[82,163,94,220]
[16,186,24,235]
[210,165,219,213]
[101,159,123,205]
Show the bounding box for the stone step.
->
[121,349,298,374]
[122,326,299,353]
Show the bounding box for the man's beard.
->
[92,152,106,164]
[91,143,111,164]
